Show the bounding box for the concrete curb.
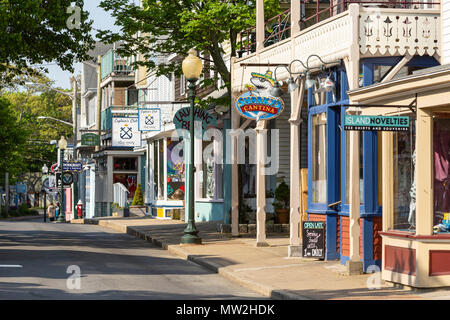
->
[76,218,310,300]
[1,215,43,222]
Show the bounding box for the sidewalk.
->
[72,216,450,300]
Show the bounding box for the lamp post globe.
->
[181,49,202,245]
[182,49,202,81]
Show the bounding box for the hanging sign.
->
[63,161,82,172]
[302,221,325,259]
[112,117,141,147]
[234,71,284,121]
[344,115,409,131]
[56,173,73,186]
[138,108,161,131]
[81,133,100,146]
[173,107,217,138]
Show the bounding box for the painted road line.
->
[0,265,23,268]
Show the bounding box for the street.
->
[0,219,265,300]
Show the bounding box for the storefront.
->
[348,64,450,288]
[93,150,145,216]
[307,56,439,269]
[144,113,231,222]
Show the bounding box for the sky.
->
[44,1,122,89]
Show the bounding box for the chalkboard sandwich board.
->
[302,221,325,259]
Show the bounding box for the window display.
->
[114,157,138,171]
[433,118,450,232]
[201,140,223,199]
[393,121,415,231]
[113,174,137,199]
[312,113,327,203]
[167,138,185,200]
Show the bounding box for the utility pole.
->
[5,171,9,217]
[71,76,79,219]
[95,55,102,152]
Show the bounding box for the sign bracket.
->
[343,97,417,114]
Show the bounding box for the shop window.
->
[312,113,327,203]
[433,118,450,230]
[113,174,137,200]
[152,140,164,200]
[113,157,138,171]
[158,139,164,199]
[167,138,185,200]
[345,131,363,204]
[393,120,416,231]
[200,139,223,200]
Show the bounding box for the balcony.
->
[101,105,138,131]
[238,0,439,56]
[232,1,440,91]
[101,49,136,80]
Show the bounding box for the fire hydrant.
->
[76,200,83,219]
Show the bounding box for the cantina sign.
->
[344,115,409,131]
[235,71,284,121]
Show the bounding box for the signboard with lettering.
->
[344,115,409,131]
[81,133,100,146]
[234,71,284,121]
[112,117,141,147]
[138,108,161,131]
[63,161,82,172]
[302,221,325,259]
[173,107,217,138]
[56,173,73,187]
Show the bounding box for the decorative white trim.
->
[359,8,440,57]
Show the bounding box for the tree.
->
[132,184,144,206]
[1,84,73,174]
[0,97,28,184]
[98,0,281,105]
[0,0,94,87]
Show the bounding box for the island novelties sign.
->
[235,71,284,121]
[344,115,410,131]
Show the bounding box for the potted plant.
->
[111,202,125,217]
[273,181,290,224]
[129,184,146,217]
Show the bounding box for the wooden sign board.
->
[302,221,325,259]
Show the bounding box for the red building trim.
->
[384,245,416,276]
[429,250,450,276]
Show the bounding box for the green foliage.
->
[273,181,289,210]
[131,184,144,206]
[0,97,28,180]
[0,80,73,183]
[0,0,94,86]
[98,0,282,105]
[112,202,124,210]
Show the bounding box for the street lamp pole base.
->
[180,234,202,244]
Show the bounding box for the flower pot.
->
[275,209,289,224]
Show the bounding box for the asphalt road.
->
[0,218,265,300]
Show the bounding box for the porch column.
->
[256,120,269,247]
[291,0,301,34]
[416,108,433,236]
[345,3,363,275]
[256,0,264,51]
[288,79,305,257]
[382,132,394,232]
[230,57,240,236]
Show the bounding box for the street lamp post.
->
[42,164,48,222]
[57,136,67,223]
[180,49,202,245]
